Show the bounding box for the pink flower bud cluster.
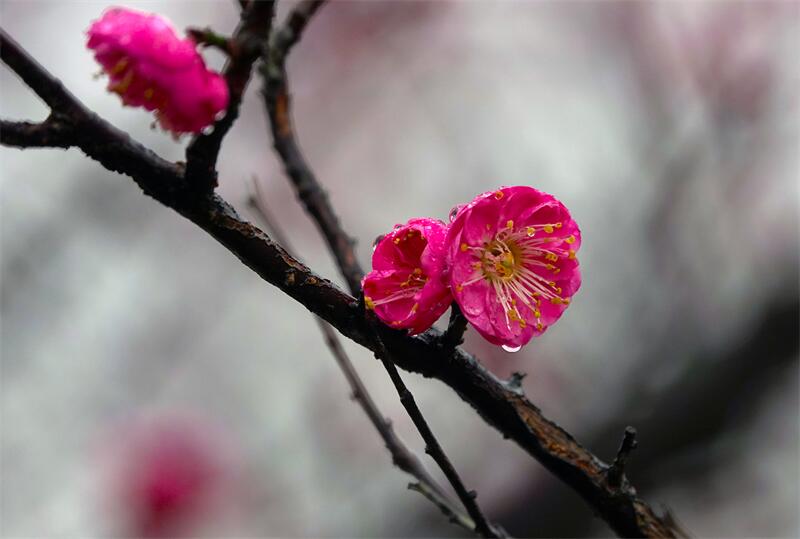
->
[87,7,228,134]
[363,186,582,351]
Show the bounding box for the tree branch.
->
[373,332,505,538]
[247,179,483,536]
[184,1,276,190]
[260,0,363,295]
[1,117,73,148]
[1,27,680,538]
[262,8,504,536]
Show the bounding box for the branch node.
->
[607,426,638,489]
[186,27,234,55]
[440,303,468,351]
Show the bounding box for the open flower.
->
[87,7,228,134]
[445,186,581,349]
[363,218,452,334]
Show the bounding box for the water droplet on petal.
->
[201,124,214,135]
[501,344,522,353]
[449,205,462,222]
[372,234,386,252]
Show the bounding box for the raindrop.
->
[201,124,215,135]
[372,234,386,252]
[527,228,536,237]
[501,344,522,353]
[449,205,462,222]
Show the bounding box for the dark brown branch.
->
[607,427,638,489]
[1,28,680,538]
[373,333,505,538]
[184,1,276,190]
[261,0,363,295]
[247,180,483,536]
[0,31,84,115]
[1,117,73,148]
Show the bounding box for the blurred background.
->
[1,1,798,537]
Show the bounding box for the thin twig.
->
[1,27,681,538]
[260,0,363,295]
[408,482,476,531]
[184,1,276,190]
[247,179,484,536]
[372,331,505,538]
[262,8,503,536]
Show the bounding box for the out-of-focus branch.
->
[247,179,483,536]
[184,1,276,190]
[1,27,680,538]
[260,0,363,295]
[261,7,502,536]
[373,333,506,538]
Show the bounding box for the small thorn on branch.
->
[506,371,527,391]
[607,426,638,489]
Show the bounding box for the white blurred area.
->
[1,1,798,537]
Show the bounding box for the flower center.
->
[480,238,522,282]
[456,219,577,332]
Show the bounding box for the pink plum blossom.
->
[87,7,229,134]
[445,186,581,349]
[363,218,452,334]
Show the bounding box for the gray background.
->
[2,1,798,536]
